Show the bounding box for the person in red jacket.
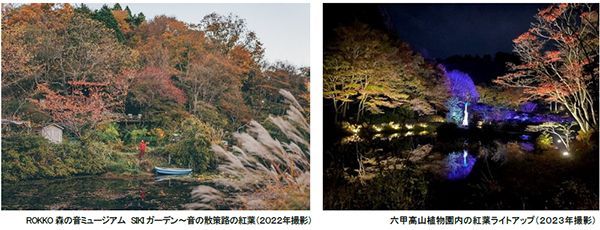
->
[138,140,147,160]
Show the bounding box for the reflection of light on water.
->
[372,125,383,132]
[341,134,363,144]
[372,133,383,140]
[446,150,477,180]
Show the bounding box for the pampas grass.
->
[185,89,309,210]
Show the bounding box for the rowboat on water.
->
[154,166,192,175]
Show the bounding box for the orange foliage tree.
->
[495,3,599,135]
[32,81,122,137]
[2,4,133,131]
[185,53,251,123]
[128,67,187,112]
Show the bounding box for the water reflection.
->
[2,176,201,209]
[445,150,477,180]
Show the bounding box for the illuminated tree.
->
[442,68,478,124]
[324,23,437,121]
[495,3,599,135]
[444,69,479,103]
[527,122,576,150]
[476,85,523,109]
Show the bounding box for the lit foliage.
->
[495,3,599,135]
[527,122,576,150]
[444,68,479,103]
[476,85,523,109]
[441,67,479,124]
[536,133,554,150]
[324,23,443,121]
[445,97,464,125]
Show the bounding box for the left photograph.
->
[1,3,310,210]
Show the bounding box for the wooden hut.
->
[40,123,64,144]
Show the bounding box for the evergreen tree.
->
[91,5,125,43]
[113,3,122,11]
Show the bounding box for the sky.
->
[381,4,547,59]
[88,3,310,67]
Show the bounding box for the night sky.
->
[325,4,549,59]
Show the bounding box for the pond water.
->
[324,122,599,210]
[2,175,202,210]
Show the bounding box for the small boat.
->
[154,166,192,175]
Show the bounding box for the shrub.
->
[536,133,553,150]
[127,128,152,144]
[151,128,166,145]
[96,122,121,142]
[160,117,220,172]
[1,133,108,181]
[193,101,230,130]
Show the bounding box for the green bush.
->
[157,117,218,172]
[126,128,155,144]
[1,134,109,181]
[96,122,121,142]
[536,133,553,150]
[193,101,230,130]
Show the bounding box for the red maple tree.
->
[495,3,598,135]
[32,82,119,137]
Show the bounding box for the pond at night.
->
[323,121,599,210]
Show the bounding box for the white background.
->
[0,0,598,229]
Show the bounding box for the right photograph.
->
[323,3,599,210]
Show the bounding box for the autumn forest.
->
[323,3,598,210]
[2,3,309,210]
